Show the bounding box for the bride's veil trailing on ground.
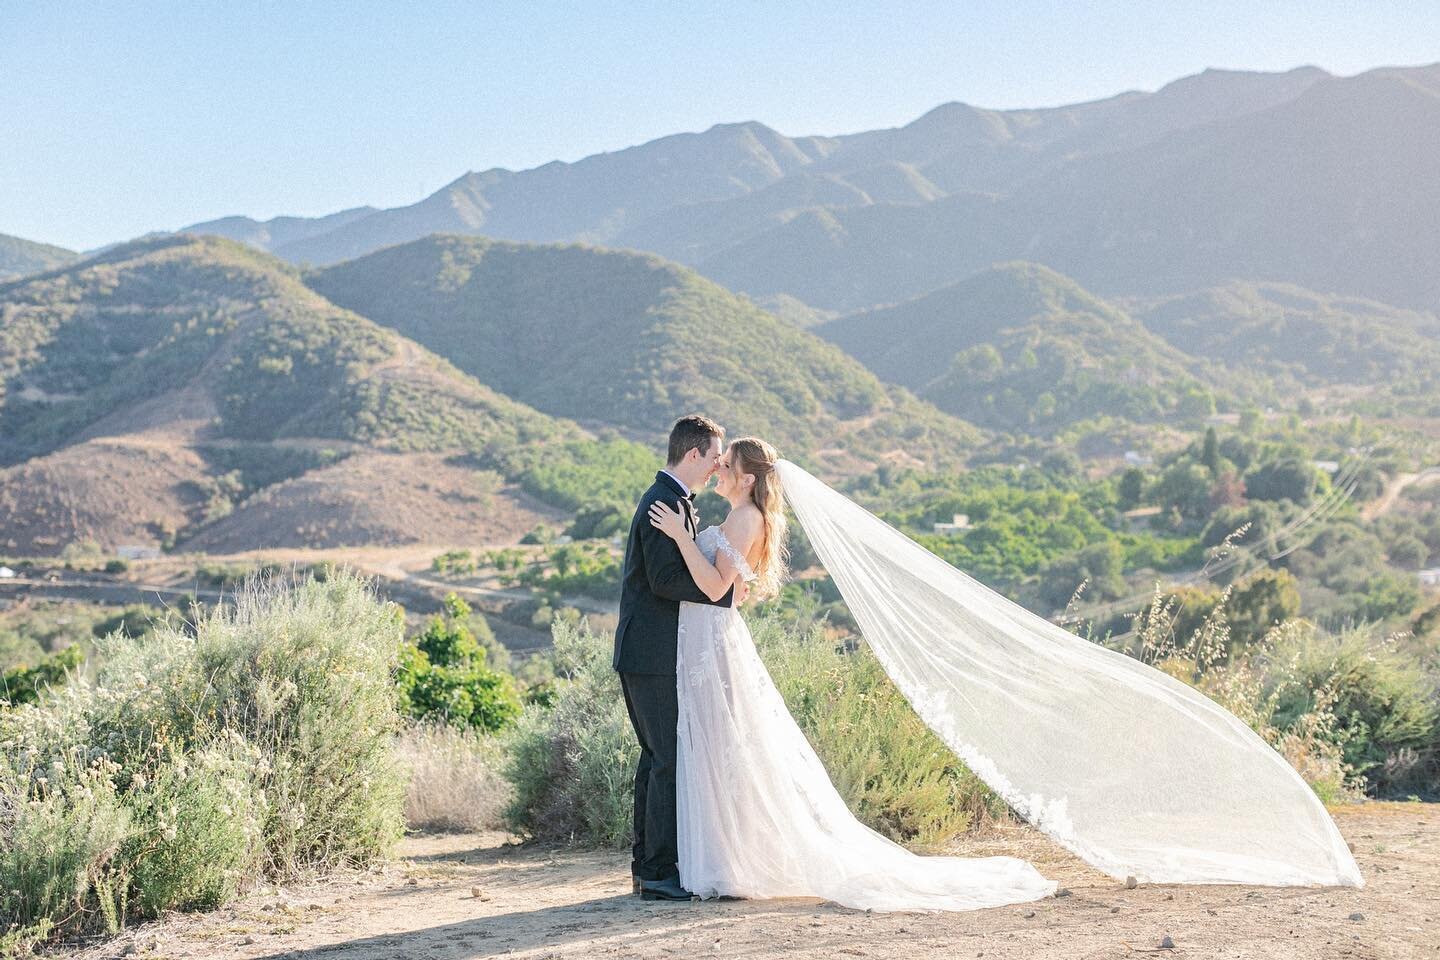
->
[774,459,1362,887]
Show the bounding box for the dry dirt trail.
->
[1362,467,1440,522]
[67,803,1437,960]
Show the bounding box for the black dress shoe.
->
[640,876,694,901]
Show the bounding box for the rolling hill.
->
[306,233,985,472]
[0,235,559,462]
[0,235,570,554]
[1121,282,1440,394]
[0,233,78,281]
[818,263,1227,433]
[0,232,991,555]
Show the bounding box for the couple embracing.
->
[611,415,1056,911]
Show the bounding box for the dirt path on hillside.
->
[1362,467,1440,521]
[64,803,1437,960]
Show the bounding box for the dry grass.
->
[184,451,561,552]
[398,723,513,833]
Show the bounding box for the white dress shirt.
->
[661,468,690,498]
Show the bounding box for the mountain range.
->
[168,63,1440,315]
[0,233,984,555]
[4,62,1439,556]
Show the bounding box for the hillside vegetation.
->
[0,236,588,554]
[307,234,984,471]
[0,233,77,281]
[819,262,1224,434]
[1124,282,1440,408]
[0,235,560,463]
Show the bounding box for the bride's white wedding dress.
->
[674,524,1058,911]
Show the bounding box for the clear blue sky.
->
[4,1,1436,251]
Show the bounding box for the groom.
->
[614,414,735,901]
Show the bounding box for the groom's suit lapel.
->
[654,470,698,538]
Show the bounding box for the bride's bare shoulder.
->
[722,503,763,548]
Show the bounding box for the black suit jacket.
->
[612,471,734,675]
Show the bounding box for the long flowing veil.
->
[775,459,1362,887]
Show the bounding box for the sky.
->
[4,1,1437,251]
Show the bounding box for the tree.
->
[1038,540,1125,609]
[1387,534,1430,570]
[1117,468,1145,509]
[1176,384,1216,419]
[1041,450,1082,478]
[568,503,629,539]
[955,343,1003,379]
[1226,569,1301,648]
[1244,458,1317,504]
[1200,427,1221,478]
[1207,469,1247,511]
[1154,462,1213,525]
[396,594,521,731]
[1200,502,1284,574]
[1218,434,1258,471]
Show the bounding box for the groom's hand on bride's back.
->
[735,580,750,606]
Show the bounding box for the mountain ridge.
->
[0,232,79,281]
[147,62,1440,319]
[818,262,1226,433]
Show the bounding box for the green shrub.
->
[396,595,522,733]
[122,735,265,916]
[750,604,1004,847]
[1273,624,1439,797]
[503,615,635,845]
[1,645,83,708]
[503,605,1002,849]
[0,756,130,942]
[1131,581,1438,801]
[431,549,476,576]
[0,569,407,947]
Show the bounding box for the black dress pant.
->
[619,670,679,882]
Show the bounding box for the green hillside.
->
[0,232,78,281]
[0,234,562,464]
[1124,282,1440,396]
[308,234,984,470]
[819,262,1225,433]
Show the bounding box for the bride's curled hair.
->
[729,437,788,601]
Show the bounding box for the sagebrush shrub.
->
[122,734,265,916]
[0,569,407,947]
[502,604,1003,848]
[503,615,636,845]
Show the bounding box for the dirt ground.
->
[60,802,1437,960]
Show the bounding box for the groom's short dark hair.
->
[667,414,723,466]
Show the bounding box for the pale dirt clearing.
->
[60,802,1438,960]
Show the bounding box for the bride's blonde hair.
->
[729,437,788,601]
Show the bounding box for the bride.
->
[648,437,1057,911]
[650,438,1362,911]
